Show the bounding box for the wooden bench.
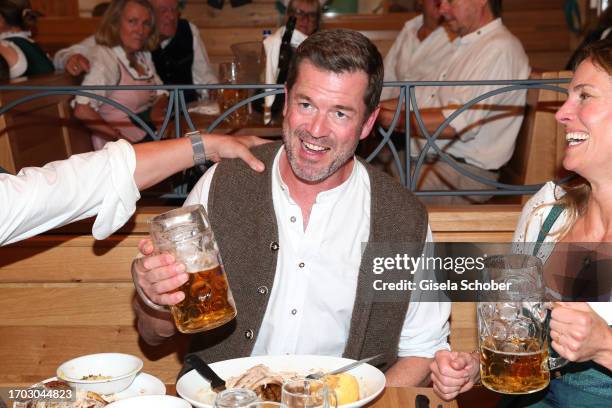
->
[0,72,92,174]
[0,205,520,385]
[497,70,572,204]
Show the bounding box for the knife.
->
[185,354,226,392]
[306,353,384,380]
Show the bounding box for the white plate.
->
[37,372,166,402]
[176,355,386,408]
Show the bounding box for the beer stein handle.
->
[545,307,568,370]
[131,259,171,313]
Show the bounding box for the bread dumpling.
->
[323,373,360,405]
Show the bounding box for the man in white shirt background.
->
[380,0,454,101]
[132,29,450,386]
[378,0,530,205]
[55,0,217,103]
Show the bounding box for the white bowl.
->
[57,353,143,395]
[105,395,192,408]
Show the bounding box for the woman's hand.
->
[550,302,612,369]
[150,95,170,129]
[430,350,480,401]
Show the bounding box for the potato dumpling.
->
[323,373,360,405]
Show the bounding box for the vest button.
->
[270,242,279,251]
[244,329,254,339]
[257,286,269,295]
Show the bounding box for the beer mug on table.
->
[218,61,249,127]
[477,254,567,394]
[281,378,337,408]
[149,204,237,333]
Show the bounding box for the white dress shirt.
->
[381,15,454,101]
[415,18,531,170]
[263,27,308,109]
[513,181,612,323]
[72,45,165,111]
[0,140,140,245]
[185,146,450,358]
[54,22,217,100]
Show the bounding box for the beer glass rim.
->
[148,204,205,226]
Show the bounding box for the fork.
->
[306,353,384,380]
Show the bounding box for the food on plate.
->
[80,375,112,381]
[13,379,108,408]
[213,364,360,405]
[322,373,360,405]
[225,364,296,402]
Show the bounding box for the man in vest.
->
[54,0,217,103]
[132,29,450,386]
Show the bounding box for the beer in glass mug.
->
[149,204,237,333]
[478,254,566,394]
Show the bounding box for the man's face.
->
[281,60,379,185]
[152,0,179,39]
[287,0,318,36]
[439,0,484,37]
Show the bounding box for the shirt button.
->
[291,309,297,315]
[257,286,269,295]
[298,262,305,268]
[290,216,297,223]
[270,241,279,251]
[244,329,254,339]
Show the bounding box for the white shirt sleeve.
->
[397,226,451,358]
[73,46,120,110]
[1,39,27,78]
[183,163,217,211]
[53,35,96,70]
[0,140,140,246]
[189,22,218,99]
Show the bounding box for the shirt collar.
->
[456,18,502,45]
[112,46,153,79]
[272,145,360,204]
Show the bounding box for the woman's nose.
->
[555,98,574,125]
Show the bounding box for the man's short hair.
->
[488,0,502,18]
[286,28,383,117]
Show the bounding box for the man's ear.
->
[359,106,381,140]
[283,84,289,117]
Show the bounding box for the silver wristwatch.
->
[185,130,206,166]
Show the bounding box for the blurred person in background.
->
[73,0,168,150]
[378,0,530,205]
[55,0,216,104]
[380,0,453,101]
[0,0,53,78]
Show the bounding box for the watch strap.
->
[186,130,206,166]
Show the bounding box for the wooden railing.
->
[0,205,520,385]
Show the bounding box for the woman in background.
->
[73,0,168,150]
[0,0,53,78]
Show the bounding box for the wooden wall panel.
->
[31,0,80,17]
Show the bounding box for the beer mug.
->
[149,204,237,333]
[281,378,337,408]
[477,254,566,394]
[218,61,249,127]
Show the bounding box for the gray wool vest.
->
[184,142,428,373]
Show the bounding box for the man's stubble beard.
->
[282,122,359,183]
